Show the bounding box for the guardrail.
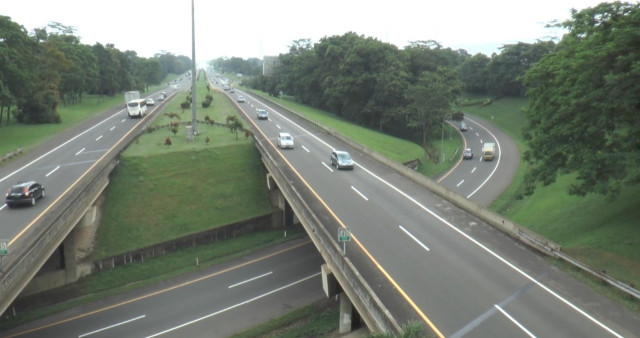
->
[0,147,23,163]
[252,91,640,302]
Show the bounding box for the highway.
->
[222,84,639,337]
[2,74,639,336]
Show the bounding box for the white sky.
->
[2,0,605,63]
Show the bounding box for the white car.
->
[145,98,155,106]
[277,132,294,149]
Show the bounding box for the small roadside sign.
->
[338,228,351,242]
[338,228,351,256]
[0,240,8,255]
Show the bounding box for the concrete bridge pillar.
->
[339,292,354,334]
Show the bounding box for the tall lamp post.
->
[191,0,198,135]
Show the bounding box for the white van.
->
[127,99,147,118]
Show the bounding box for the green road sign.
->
[338,228,351,242]
[0,241,8,255]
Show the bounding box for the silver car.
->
[277,132,294,149]
[330,151,354,170]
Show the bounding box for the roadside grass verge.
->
[460,96,640,295]
[230,298,339,338]
[96,143,275,258]
[248,90,462,178]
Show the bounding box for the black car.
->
[5,181,45,207]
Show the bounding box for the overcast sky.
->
[2,0,605,63]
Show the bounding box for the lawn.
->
[95,75,275,258]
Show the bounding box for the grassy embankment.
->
[462,97,640,312]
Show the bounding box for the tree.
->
[522,1,640,197]
[459,53,490,94]
[404,67,462,154]
[226,115,243,139]
[486,41,555,98]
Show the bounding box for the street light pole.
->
[441,119,444,164]
[191,0,198,135]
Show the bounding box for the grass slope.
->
[95,79,275,259]
[462,97,640,288]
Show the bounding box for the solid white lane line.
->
[301,145,310,153]
[78,314,146,337]
[46,166,60,177]
[322,162,334,172]
[494,305,536,338]
[398,225,430,252]
[350,186,369,201]
[145,273,320,338]
[0,108,122,184]
[228,272,272,289]
[75,148,85,156]
[456,180,464,187]
[95,135,103,141]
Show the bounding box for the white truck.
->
[124,91,140,104]
[124,91,146,118]
[482,142,496,161]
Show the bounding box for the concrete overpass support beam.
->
[339,292,354,334]
[322,264,339,298]
[62,227,77,284]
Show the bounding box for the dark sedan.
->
[5,181,45,207]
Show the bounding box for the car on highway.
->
[5,181,45,208]
[460,122,468,131]
[257,109,269,120]
[277,132,294,149]
[237,95,246,103]
[463,148,473,159]
[330,151,354,170]
[145,98,155,106]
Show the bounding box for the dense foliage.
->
[522,1,640,197]
[0,17,191,125]
[240,33,553,149]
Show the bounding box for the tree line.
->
[0,17,191,125]
[241,35,554,152]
